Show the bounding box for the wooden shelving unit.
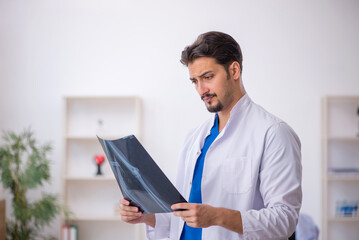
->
[61,96,143,240]
[322,96,359,240]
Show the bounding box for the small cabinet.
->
[61,96,143,240]
[322,96,359,240]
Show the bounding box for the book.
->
[69,225,78,240]
[61,225,69,240]
[61,225,78,240]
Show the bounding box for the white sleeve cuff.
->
[145,213,171,240]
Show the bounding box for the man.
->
[120,31,302,239]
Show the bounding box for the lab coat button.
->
[190,181,192,185]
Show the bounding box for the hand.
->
[119,198,155,227]
[171,203,218,228]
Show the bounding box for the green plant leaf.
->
[0,149,14,189]
[0,129,61,240]
[31,194,60,229]
[22,151,51,189]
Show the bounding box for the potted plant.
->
[0,129,61,240]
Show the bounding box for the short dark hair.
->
[180,31,243,74]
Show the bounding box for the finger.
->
[186,221,199,228]
[184,217,194,224]
[120,211,142,221]
[182,215,194,221]
[121,213,141,222]
[120,208,142,223]
[121,204,140,213]
[171,202,190,210]
[120,208,142,216]
[183,217,198,227]
[173,210,190,217]
[120,198,130,205]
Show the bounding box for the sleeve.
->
[242,122,302,240]
[146,213,172,240]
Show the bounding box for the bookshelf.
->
[61,96,143,240]
[322,96,359,240]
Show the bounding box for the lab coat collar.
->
[197,94,251,149]
[211,93,251,134]
[228,93,251,121]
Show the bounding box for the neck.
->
[217,88,246,132]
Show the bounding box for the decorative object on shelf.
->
[0,129,61,240]
[335,200,358,217]
[94,154,105,175]
[61,224,78,240]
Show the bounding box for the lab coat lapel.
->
[177,117,214,239]
[184,115,215,201]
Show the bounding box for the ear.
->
[229,61,241,81]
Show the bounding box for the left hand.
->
[171,203,218,228]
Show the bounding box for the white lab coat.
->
[147,94,302,240]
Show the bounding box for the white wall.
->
[1,0,359,237]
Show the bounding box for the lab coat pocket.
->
[222,157,252,194]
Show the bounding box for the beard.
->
[202,93,224,113]
[206,99,224,112]
[202,86,234,113]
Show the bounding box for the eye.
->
[204,75,213,80]
[191,79,198,84]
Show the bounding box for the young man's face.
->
[188,57,235,113]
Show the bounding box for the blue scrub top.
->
[180,114,220,240]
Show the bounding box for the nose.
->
[196,80,209,96]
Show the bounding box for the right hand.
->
[119,198,155,227]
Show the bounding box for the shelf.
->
[65,95,140,101]
[62,96,142,240]
[327,137,359,141]
[69,215,122,221]
[65,176,116,182]
[326,96,359,100]
[65,135,127,140]
[322,96,359,240]
[327,174,359,181]
[328,217,359,222]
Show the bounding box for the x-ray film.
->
[97,135,187,214]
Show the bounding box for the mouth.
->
[201,94,216,103]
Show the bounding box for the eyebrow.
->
[189,70,213,81]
